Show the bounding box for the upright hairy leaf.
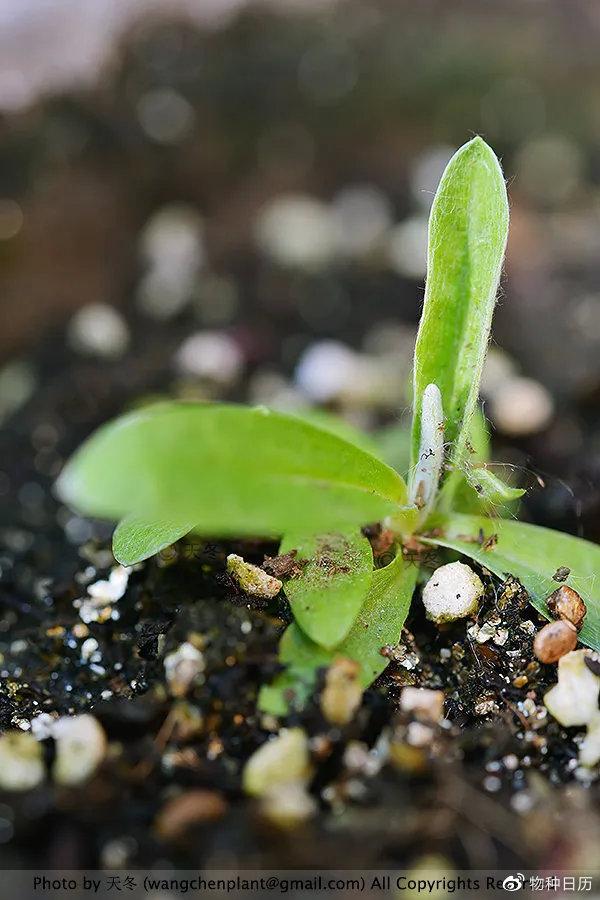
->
[57,402,410,539]
[423,513,600,652]
[412,136,509,468]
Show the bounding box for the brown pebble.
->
[155,790,227,841]
[46,625,66,638]
[533,620,577,664]
[546,586,587,630]
[512,675,528,689]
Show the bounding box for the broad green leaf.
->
[258,552,418,714]
[57,402,411,539]
[422,513,600,651]
[113,515,195,566]
[290,408,380,456]
[279,530,373,649]
[412,136,509,469]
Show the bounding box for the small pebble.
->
[137,205,204,319]
[544,650,600,727]
[533,620,577,664]
[0,732,45,791]
[243,728,311,797]
[68,303,129,359]
[52,715,107,786]
[331,184,392,258]
[164,642,205,698]
[226,554,282,599]
[400,687,444,723]
[155,790,227,841]
[30,713,57,741]
[488,376,554,436]
[546,585,587,630]
[87,566,130,603]
[406,722,434,747]
[175,331,243,385]
[422,562,484,623]
[387,216,428,279]
[255,194,337,269]
[294,340,361,403]
[474,699,500,716]
[320,657,363,726]
[76,565,130,624]
[259,782,317,829]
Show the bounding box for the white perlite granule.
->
[422,561,484,623]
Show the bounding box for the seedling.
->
[57,137,600,716]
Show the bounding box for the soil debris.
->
[262,549,305,580]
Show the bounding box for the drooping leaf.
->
[258,551,418,714]
[57,402,412,539]
[279,530,373,649]
[113,515,196,566]
[422,513,600,651]
[412,136,509,469]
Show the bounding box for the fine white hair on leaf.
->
[409,383,444,525]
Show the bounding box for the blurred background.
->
[3,0,600,552]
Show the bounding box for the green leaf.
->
[258,552,418,714]
[279,530,373,649]
[464,468,525,507]
[422,513,600,651]
[113,515,195,566]
[465,407,491,464]
[412,136,509,469]
[290,408,380,456]
[438,410,522,517]
[57,402,411,539]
